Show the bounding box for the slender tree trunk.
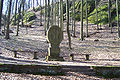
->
[22,0,24,27]
[73,0,76,37]
[51,0,54,25]
[116,0,120,38]
[72,2,73,31]
[14,0,18,25]
[80,0,84,41]
[47,0,50,30]
[66,0,71,49]
[57,1,59,26]
[86,0,88,37]
[108,0,112,33]
[28,0,30,8]
[36,0,39,6]
[54,0,56,25]
[0,0,4,33]
[100,6,102,29]
[12,2,14,14]
[40,0,42,26]
[60,0,63,31]
[33,0,34,10]
[45,0,47,35]
[95,0,99,30]
[16,2,22,36]
[5,0,12,39]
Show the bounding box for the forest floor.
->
[0,10,120,79]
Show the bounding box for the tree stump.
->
[47,25,64,61]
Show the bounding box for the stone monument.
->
[47,25,63,61]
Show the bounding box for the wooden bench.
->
[70,54,91,61]
[13,50,38,59]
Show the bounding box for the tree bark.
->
[108,0,112,33]
[47,0,50,30]
[116,0,120,38]
[45,0,47,35]
[5,0,12,39]
[73,0,76,37]
[14,0,18,25]
[66,0,71,49]
[54,0,56,25]
[95,0,99,30]
[80,0,84,41]
[86,0,88,37]
[22,0,24,27]
[16,1,22,36]
[0,0,4,33]
[60,0,63,31]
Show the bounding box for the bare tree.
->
[66,0,71,49]
[5,0,12,39]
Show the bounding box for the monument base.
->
[46,47,64,61]
[46,56,64,61]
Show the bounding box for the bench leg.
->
[14,51,17,58]
[86,55,89,60]
[33,52,38,59]
[70,55,74,61]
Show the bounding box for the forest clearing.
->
[0,0,120,79]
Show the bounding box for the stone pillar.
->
[47,25,63,61]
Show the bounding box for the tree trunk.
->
[36,0,39,6]
[45,0,47,35]
[16,1,22,36]
[47,0,50,30]
[5,0,12,39]
[108,0,112,33]
[73,0,76,37]
[12,2,14,14]
[51,0,53,25]
[116,0,120,38]
[95,0,98,30]
[57,1,59,26]
[14,0,18,25]
[22,0,24,27]
[40,0,42,26]
[28,0,30,8]
[54,0,56,25]
[86,0,88,37]
[33,0,34,10]
[0,0,4,33]
[66,0,71,49]
[80,0,84,41]
[60,0,63,31]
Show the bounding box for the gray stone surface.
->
[47,25,63,61]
